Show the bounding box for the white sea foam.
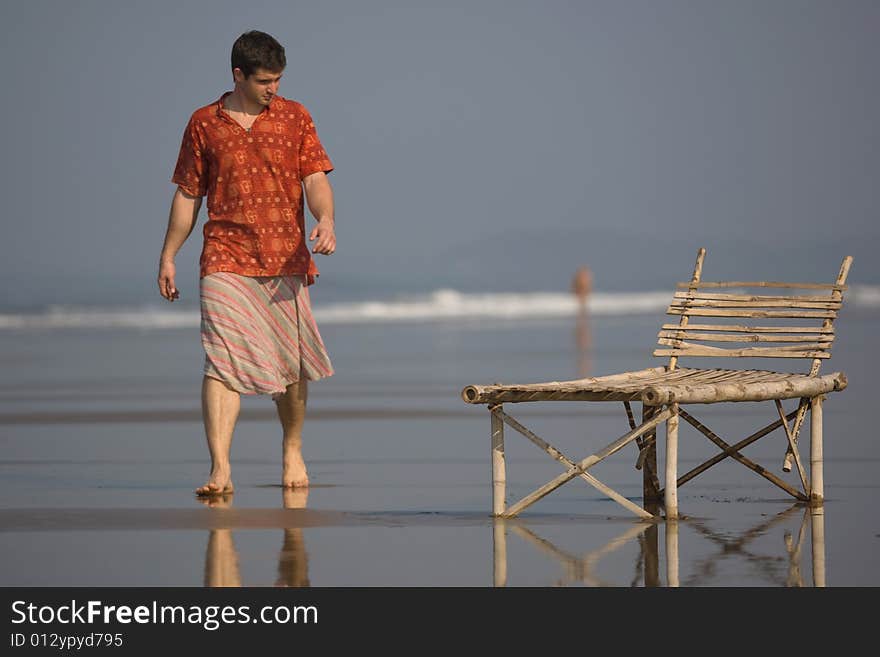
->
[1,285,878,330]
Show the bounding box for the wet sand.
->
[1,432,874,587]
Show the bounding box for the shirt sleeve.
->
[298,105,334,178]
[171,115,208,197]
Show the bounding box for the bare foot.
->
[196,481,234,497]
[196,469,234,497]
[282,451,309,488]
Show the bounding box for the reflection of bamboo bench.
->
[461,248,853,520]
[491,502,824,586]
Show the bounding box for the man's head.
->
[231,30,286,78]
[231,30,286,107]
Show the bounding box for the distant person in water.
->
[571,265,593,311]
[157,30,336,497]
[571,266,593,377]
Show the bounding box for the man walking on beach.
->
[157,30,336,496]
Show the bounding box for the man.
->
[157,30,336,496]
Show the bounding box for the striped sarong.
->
[199,272,334,398]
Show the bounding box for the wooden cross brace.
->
[656,403,811,502]
[488,405,672,519]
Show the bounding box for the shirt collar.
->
[214,91,280,118]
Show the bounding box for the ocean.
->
[1,285,879,586]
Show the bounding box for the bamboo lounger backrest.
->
[654,248,853,375]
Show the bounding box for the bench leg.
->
[810,395,824,506]
[665,404,680,519]
[490,405,507,516]
[642,405,661,505]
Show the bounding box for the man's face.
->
[234,67,283,107]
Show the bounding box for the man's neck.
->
[226,89,264,115]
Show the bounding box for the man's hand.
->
[303,171,335,256]
[157,187,201,303]
[309,219,336,255]
[158,259,180,302]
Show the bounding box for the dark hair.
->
[231,30,286,77]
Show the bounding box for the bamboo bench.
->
[461,248,853,520]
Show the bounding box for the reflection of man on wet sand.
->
[276,488,311,587]
[571,266,593,377]
[200,488,311,587]
[201,493,241,587]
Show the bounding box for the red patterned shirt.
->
[172,93,333,284]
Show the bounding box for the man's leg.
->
[197,375,240,495]
[276,379,309,487]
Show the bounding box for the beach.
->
[1,293,879,587]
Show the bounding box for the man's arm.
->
[157,187,202,302]
[304,171,336,255]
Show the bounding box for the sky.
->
[1,0,878,308]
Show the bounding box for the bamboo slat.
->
[666,308,837,319]
[654,346,831,359]
[672,292,839,303]
[657,338,831,350]
[682,369,783,383]
[676,281,847,291]
[657,331,834,344]
[670,298,841,310]
[660,323,834,334]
